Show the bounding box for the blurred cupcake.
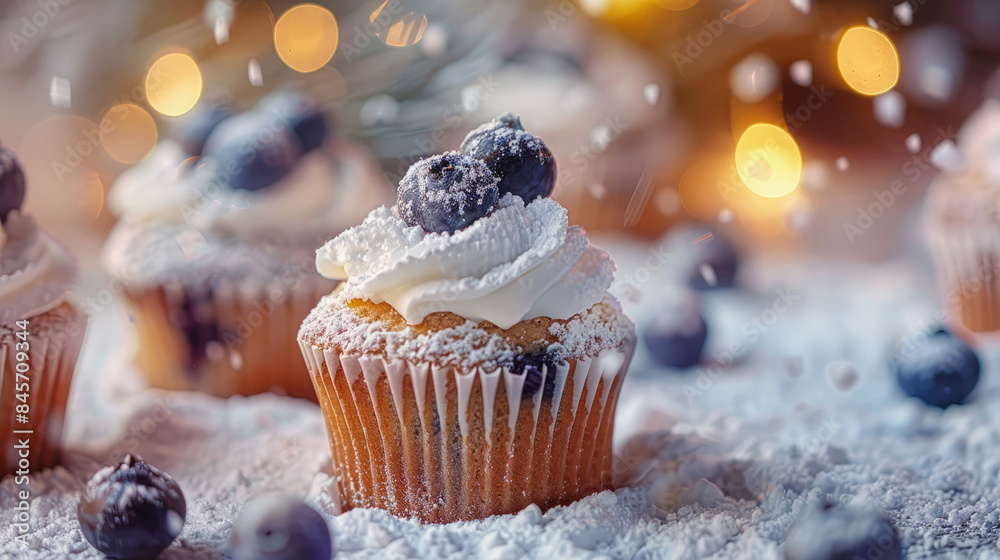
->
[0,146,86,475]
[925,100,1000,333]
[102,90,389,399]
[298,119,636,522]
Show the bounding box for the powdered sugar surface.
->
[5,253,1000,558]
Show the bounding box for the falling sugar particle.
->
[789,60,812,87]
[643,84,660,105]
[718,208,734,223]
[894,2,913,25]
[656,188,680,216]
[730,54,779,104]
[206,341,224,362]
[359,94,399,126]
[930,140,967,173]
[590,125,613,152]
[588,183,607,200]
[836,157,850,172]
[420,23,447,57]
[248,59,263,87]
[230,350,244,371]
[905,133,921,153]
[867,17,879,29]
[826,361,859,391]
[789,0,810,14]
[49,76,71,108]
[214,18,229,44]
[801,161,830,190]
[873,91,906,128]
[699,264,718,287]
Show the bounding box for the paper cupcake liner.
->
[927,223,1000,333]
[0,303,86,476]
[298,339,635,522]
[124,273,334,400]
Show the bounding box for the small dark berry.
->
[227,495,332,560]
[784,502,902,560]
[687,232,739,290]
[173,94,237,156]
[0,147,27,224]
[891,328,980,408]
[257,90,330,152]
[78,455,186,560]
[397,152,499,234]
[204,112,302,191]
[460,112,556,203]
[644,291,708,369]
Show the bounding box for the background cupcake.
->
[299,118,636,522]
[924,100,1000,334]
[0,146,86,475]
[102,90,389,399]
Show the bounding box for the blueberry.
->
[227,495,332,560]
[687,232,739,290]
[784,502,902,560]
[204,112,303,191]
[0,146,26,224]
[256,90,330,152]
[890,328,980,408]
[644,292,708,369]
[78,455,186,560]
[460,112,556,203]
[504,348,564,401]
[397,152,499,233]
[173,94,237,156]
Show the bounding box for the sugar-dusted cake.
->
[298,116,636,522]
[0,145,86,475]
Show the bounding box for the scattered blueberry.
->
[687,232,739,290]
[227,495,332,560]
[78,454,186,560]
[173,94,237,156]
[644,291,708,369]
[460,112,556,203]
[397,151,500,234]
[784,502,902,560]
[890,328,980,408]
[0,146,27,224]
[204,112,303,191]
[256,90,330,152]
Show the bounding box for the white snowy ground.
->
[3,238,1000,559]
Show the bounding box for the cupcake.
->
[925,100,1000,333]
[0,146,87,475]
[102,90,389,399]
[298,117,636,522]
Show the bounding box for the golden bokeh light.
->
[146,53,202,116]
[654,0,701,10]
[371,0,426,47]
[274,4,339,73]
[836,26,900,96]
[101,104,158,164]
[734,123,801,198]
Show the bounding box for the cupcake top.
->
[927,99,1000,228]
[315,113,616,330]
[107,90,383,241]
[0,147,78,324]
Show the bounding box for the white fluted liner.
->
[298,337,635,523]
[0,304,86,476]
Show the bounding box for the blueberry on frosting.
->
[77,454,186,560]
[397,151,500,234]
[0,146,27,224]
[257,90,330,153]
[460,112,556,203]
[173,94,237,156]
[204,112,303,192]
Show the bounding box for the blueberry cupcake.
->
[0,146,87,475]
[298,116,636,522]
[924,100,1000,333]
[102,90,388,399]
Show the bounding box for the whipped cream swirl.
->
[108,139,386,240]
[0,211,78,324]
[316,195,615,329]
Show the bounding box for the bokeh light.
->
[837,26,900,96]
[101,104,158,164]
[371,0,427,47]
[654,0,701,10]
[734,123,801,198]
[146,53,203,116]
[274,4,339,73]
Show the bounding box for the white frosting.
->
[0,211,77,324]
[315,195,614,329]
[107,139,388,240]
